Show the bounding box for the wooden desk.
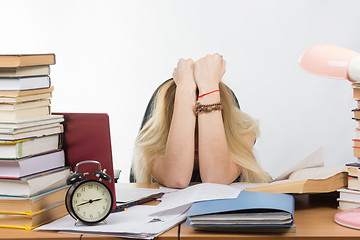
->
[0,226,179,240]
[179,193,360,240]
[1,185,360,240]
[0,228,80,240]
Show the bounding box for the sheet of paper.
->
[38,203,190,239]
[230,182,268,190]
[115,186,175,203]
[273,147,324,181]
[150,183,241,215]
[60,211,188,239]
[38,183,239,239]
[61,210,187,239]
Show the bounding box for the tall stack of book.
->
[0,54,70,230]
[337,84,360,210]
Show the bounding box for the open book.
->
[233,148,348,194]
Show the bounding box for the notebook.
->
[53,112,116,209]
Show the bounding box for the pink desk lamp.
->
[298,44,360,230]
[298,44,360,82]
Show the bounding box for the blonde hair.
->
[132,79,271,183]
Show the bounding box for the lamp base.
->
[334,207,360,230]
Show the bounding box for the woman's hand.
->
[194,54,226,94]
[172,58,196,91]
[153,58,197,188]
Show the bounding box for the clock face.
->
[67,180,113,224]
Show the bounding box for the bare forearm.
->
[152,86,196,188]
[197,90,240,184]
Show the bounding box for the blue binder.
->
[185,191,295,232]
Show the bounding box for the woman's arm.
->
[151,59,197,188]
[194,54,241,184]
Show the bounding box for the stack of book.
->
[337,84,360,210]
[0,54,70,230]
[352,84,360,162]
[337,163,360,210]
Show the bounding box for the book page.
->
[273,147,324,181]
[230,182,268,190]
[288,165,347,180]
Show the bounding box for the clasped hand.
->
[172,53,226,93]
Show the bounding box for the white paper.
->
[273,147,324,181]
[115,186,175,203]
[150,183,241,214]
[230,182,267,190]
[38,183,240,239]
[38,204,190,239]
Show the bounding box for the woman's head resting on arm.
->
[131,77,271,184]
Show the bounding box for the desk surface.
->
[1,185,360,240]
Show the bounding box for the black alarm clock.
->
[65,160,113,225]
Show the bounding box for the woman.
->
[132,54,271,188]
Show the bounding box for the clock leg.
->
[75,219,80,226]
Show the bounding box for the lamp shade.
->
[298,44,360,82]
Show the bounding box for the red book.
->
[53,113,116,209]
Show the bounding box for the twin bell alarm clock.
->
[65,160,114,225]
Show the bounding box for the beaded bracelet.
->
[194,101,223,115]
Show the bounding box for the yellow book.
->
[0,203,67,230]
[0,186,68,214]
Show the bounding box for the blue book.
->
[185,191,295,232]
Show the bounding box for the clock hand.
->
[77,200,92,206]
[77,198,103,206]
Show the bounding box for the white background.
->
[1,0,360,183]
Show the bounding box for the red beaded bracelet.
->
[197,90,220,100]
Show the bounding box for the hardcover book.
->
[0,202,67,230]
[0,54,55,68]
[0,134,62,159]
[0,150,65,179]
[0,185,68,214]
[0,167,70,197]
[0,105,51,120]
[0,76,51,91]
[0,86,53,98]
[0,65,50,78]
